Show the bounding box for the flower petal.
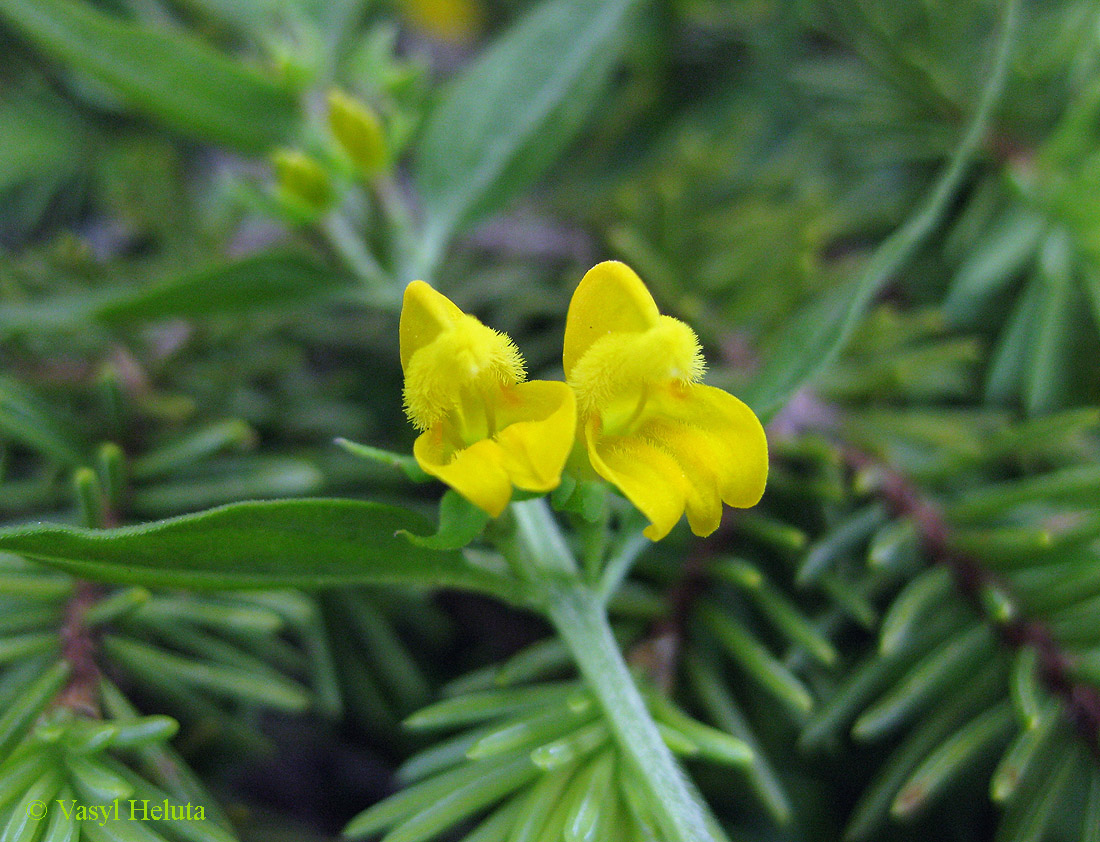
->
[399,280,465,370]
[585,423,690,541]
[414,430,513,517]
[652,383,768,509]
[637,417,725,537]
[492,381,576,492]
[563,261,660,379]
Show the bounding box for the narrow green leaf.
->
[686,655,792,824]
[508,766,577,842]
[1084,766,1100,842]
[335,439,431,483]
[5,766,63,842]
[948,465,1100,522]
[648,695,753,768]
[102,759,238,842]
[493,638,574,687]
[134,595,283,634]
[891,703,1014,817]
[344,756,534,840]
[0,751,48,813]
[563,751,615,842]
[699,605,813,717]
[462,796,525,842]
[854,625,994,740]
[0,661,70,759]
[999,743,1080,842]
[0,376,86,465]
[1025,229,1077,414]
[405,683,582,731]
[985,273,1042,404]
[879,567,955,655]
[844,665,1003,841]
[131,422,255,481]
[713,559,837,666]
[129,457,323,516]
[93,252,348,324]
[867,519,919,569]
[97,679,233,831]
[0,0,297,152]
[741,0,1021,420]
[0,499,520,600]
[81,817,172,842]
[101,635,310,711]
[334,594,431,707]
[0,632,56,665]
[40,783,78,842]
[990,704,1059,802]
[65,753,134,803]
[103,716,178,750]
[467,706,593,761]
[398,728,490,784]
[412,0,638,278]
[943,205,1044,326]
[798,504,889,585]
[655,723,698,756]
[529,720,609,770]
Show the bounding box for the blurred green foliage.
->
[1,0,1100,841]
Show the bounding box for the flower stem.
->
[507,499,717,842]
[546,584,717,842]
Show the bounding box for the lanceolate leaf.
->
[0,499,521,600]
[0,0,298,153]
[0,253,351,332]
[93,251,350,323]
[411,0,638,280]
[0,376,87,466]
[741,0,1021,421]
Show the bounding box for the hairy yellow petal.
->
[492,381,576,492]
[585,423,690,541]
[568,315,704,420]
[400,282,525,433]
[650,383,769,509]
[403,315,525,432]
[414,433,513,517]
[563,261,660,379]
[412,381,576,516]
[399,280,465,370]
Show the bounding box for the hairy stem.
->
[546,585,717,842]
[507,500,718,842]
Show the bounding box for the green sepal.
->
[335,438,431,482]
[399,491,490,550]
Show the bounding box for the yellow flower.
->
[564,262,768,540]
[401,281,576,517]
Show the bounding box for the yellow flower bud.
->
[271,148,333,212]
[398,0,483,44]
[327,90,388,176]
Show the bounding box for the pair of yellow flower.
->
[400,262,768,541]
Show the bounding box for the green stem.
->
[321,211,393,298]
[506,500,716,842]
[546,584,717,842]
[597,530,649,603]
[509,498,578,577]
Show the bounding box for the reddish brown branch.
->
[55,580,103,716]
[843,446,1100,753]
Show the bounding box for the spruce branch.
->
[843,444,1100,755]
